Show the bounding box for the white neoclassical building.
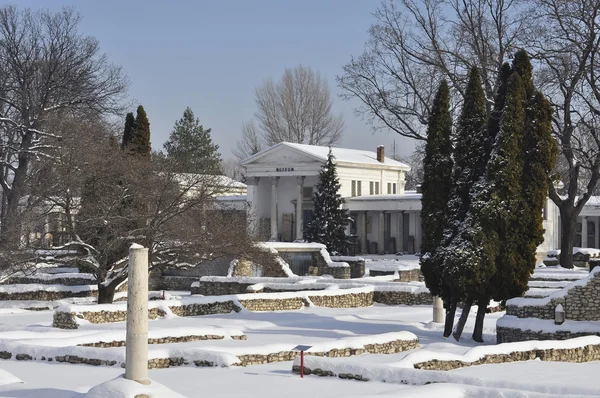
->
[240,141,563,256]
[242,142,423,254]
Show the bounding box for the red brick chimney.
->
[376,145,385,163]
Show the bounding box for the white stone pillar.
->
[378,211,385,254]
[246,177,260,237]
[433,296,444,323]
[270,176,279,241]
[125,244,149,385]
[582,216,588,248]
[296,176,305,241]
[360,211,368,254]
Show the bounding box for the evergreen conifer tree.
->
[121,112,135,150]
[128,105,151,156]
[163,107,222,174]
[435,68,491,338]
[304,150,350,254]
[420,81,453,299]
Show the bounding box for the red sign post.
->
[293,345,312,378]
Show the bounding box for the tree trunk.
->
[558,205,577,269]
[97,277,127,304]
[472,297,488,343]
[0,134,31,249]
[453,296,473,341]
[443,297,457,338]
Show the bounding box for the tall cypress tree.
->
[420,81,453,300]
[436,68,491,339]
[121,112,135,150]
[128,105,151,156]
[304,150,349,254]
[163,107,222,174]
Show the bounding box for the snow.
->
[508,266,600,307]
[547,247,600,257]
[0,284,97,293]
[85,375,185,398]
[3,299,600,396]
[496,315,600,334]
[258,241,326,250]
[8,272,95,281]
[55,286,376,314]
[242,142,411,170]
[129,243,145,250]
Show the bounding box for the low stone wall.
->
[3,277,94,286]
[292,342,600,378]
[506,270,600,321]
[238,297,305,311]
[496,326,600,343]
[368,268,423,282]
[191,281,254,296]
[53,288,376,329]
[308,291,373,308]
[374,290,432,306]
[149,276,198,291]
[0,336,418,369]
[413,343,600,370]
[330,258,366,279]
[0,289,96,301]
[79,334,247,348]
[308,265,351,279]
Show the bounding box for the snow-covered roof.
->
[242,142,411,170]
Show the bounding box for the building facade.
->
[241,141,562,256]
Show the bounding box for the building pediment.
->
[242,144,324,167]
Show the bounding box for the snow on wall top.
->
[242,142,411,170]
[507,266,600,307]
[258,242,326,250]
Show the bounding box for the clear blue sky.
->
[18,0,416,160]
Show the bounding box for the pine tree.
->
[128,105,151,156]
[163,107,222,174]
[304,150,350,254]
[121,112,135,150]
[435,68,490,338]
[420,81,453,299]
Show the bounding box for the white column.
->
[125,244,149,385]
[246,177,260,237]
[295,176,305,241]
[378,211,385,254]
[433,296,444,323]
[270,176,279,241]
[595,217,599,249]
[582,216,588,248]
[360,211,368,254]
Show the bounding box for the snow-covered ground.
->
[0,295,596,397]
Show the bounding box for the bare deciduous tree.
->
[337,0,532,140]
[235,65,344,160]
[32,116,269,303]
[530,0,600,267]
[0,6,128,248]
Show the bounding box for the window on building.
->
[303,187,313,199]
[387,183,391,194]
[369,181,374,195]
[393,183,397,194]
[351,180,356,197]
[543,201,548,220]
[357,181,362,196]
[375,182,380,195]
